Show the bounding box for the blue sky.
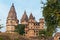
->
[0,0,44,32]
[0,0,60,32]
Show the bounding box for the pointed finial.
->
[30,12,33,17]
[24,10,26,14]
[29,13,35,19]
[12,3,14,7]
[30,12,32,15]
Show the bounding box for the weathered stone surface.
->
[6,3,19,33]
[0,32,30,40]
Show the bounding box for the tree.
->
[0,24,3,29]
[40,0,60,37]
[15,24,25,35]
[0,19,3,32]
[39,30,47,37]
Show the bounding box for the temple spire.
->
[6,3,19,33]
[29,13,35,19]
[7,3,17,20]
[21,10,28,22]
[12,3,14,7]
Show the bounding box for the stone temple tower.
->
[25,13,36,37]
[39,18,44,30]
[21,11,28,25]
[6,3,19,33]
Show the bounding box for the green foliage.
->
[0,25,3,29]
[40,0,60,37]
[0,20,3,29]
[0,37,3,40]
[15,38,19,40]
[39,30,47,37]
[15,24,25,35]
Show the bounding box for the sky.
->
[0,0,60,32]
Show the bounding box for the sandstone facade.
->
[6,3,19,33]
[21,12,44,37]
[6,4,60,40]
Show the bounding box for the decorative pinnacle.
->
[12,3,14,7]
[24,10,26,14]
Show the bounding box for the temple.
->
[21,12,44,37]
[6,3,60,40]
[6,3,19,33]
